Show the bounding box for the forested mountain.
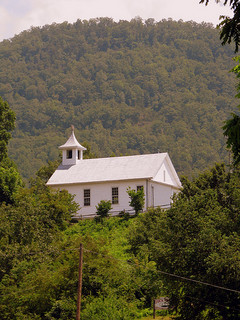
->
[0,18,236,180]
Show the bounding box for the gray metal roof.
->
[47,153,181,187]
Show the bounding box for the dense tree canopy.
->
[0,97,15,162]
[200,1,240,165]
[128,163,240,319]
[0,97,22,204]
[0,210,162,319]
[0,19,236,180]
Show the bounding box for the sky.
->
[0,0,233,42]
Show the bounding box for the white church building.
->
[47,128,182,217]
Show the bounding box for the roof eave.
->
[47,176,153,186]
[58,145,87,150]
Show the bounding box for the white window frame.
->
[112,187,119,205]
[84,189,91,206]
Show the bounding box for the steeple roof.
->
[59,126,87,150]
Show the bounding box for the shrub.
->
[95,200,112,222]
[127,187,145,215]
[81,295,139,320]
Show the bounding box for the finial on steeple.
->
[71,124,74,132]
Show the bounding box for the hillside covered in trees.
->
[0,18,237,180]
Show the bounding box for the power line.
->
[84,248,240,312]
[1,245,240,296]
[152,269,240,295]
[184,295,240,313]
[1,245,240,314]
[83,248,240,295]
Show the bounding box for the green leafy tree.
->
[128,163,240,319]
[0,97,15,162]
[82,141,98,159]
[222,56,240,165]
[0,183,79,284]
[0,19,236,180]
[127,187,145,215]
[0,97,22,204]
[0,158,23,204]
[30,157,61,185]
[0,217,143,319]
[81,295,139,320]
[200,0,240,52]
[223,110,240,164]
[95,200,112,222]
[200,1,240,165]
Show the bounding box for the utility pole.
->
[76,243,83,320]
[153,299,156,319]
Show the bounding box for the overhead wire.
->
[83,248,240,312]
[1,244,240,295]
[1,245,240,313]
[83,247,240,295]
[184,295,240,312]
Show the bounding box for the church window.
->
[84,189,90,206]
[112,187,118,204]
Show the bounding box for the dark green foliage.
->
[95,200,112,221]
[0,97,22,204]
[200,0,240,52]
[0,19,236,180]
[34,158,61,183]
[0,158,23,204]
[81,295,139,320]
[200,2,240,165]
[0,184,78,255]
[0,181,79,319]
[223,112,240,164]
[0,216,161,319]
[127,187,145,215]
[128,163,240,319]
[128,207,166,256]
[0,97,15,162]
[81,141,98,159]
[223,57,240,165]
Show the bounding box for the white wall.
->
[54,179,148,216]
[149,181,174,208]
[62,149,83,166]
[154,158,176,185]
[52,178,179,216]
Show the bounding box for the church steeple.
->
[59,126,86,165]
